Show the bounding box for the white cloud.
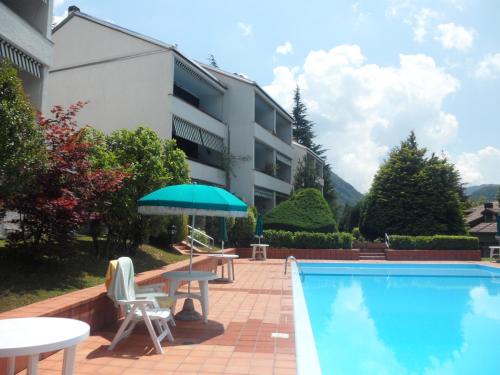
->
[237,22,253,37]
[264,45,460,192]
[436,23,475,51]
[276,41,293,56]
[456,146,500,185]
[52,10,68,26]
[476,53,500,79]
[54,0,67,7]
[411,8,440,42]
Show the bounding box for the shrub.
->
[228,206,256,247]
[431,235,479,250]
[263,229,295,248]
[389,235,479,250]
[264,188,337,233]
[263,229,352,249]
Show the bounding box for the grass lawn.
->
[0,237,187,313]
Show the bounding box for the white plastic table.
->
[162,271,218,323]
[207,254,239,282]
[251,244,269,260]
[489,246,500,262]
[0,317,90,375]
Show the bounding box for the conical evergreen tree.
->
[360,131,466,239]
[291,85,315,149]
[207,54,218,68]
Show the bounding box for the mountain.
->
[465,184,500,201]
[330,172,363,210]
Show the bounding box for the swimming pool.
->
[292,263,500,375]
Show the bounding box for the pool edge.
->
[291,262,322,375]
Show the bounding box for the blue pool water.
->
[298,263,500,375]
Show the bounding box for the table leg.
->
[252,246,256,259]
[263,247,267,261]
[168,280,180,315]
[231,259,236,281]
[62,345,76,375]
[228,259,234,281]
[27,354,39,375]
[6,357,15,375]
[198,280,209,323]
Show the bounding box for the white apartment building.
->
[0,0,53,110]
[48,8,294,212]
[292,141,325,189]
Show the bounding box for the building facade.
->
[48,9,294,211]
[0,0,53,110]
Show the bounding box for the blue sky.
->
[53,0,500,192]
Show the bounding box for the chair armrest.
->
[137,283,165,292]
[116,299,155,306]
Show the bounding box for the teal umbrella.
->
[255,214,264,245]
[218,217,228,254]
[138,184,247,321]
[139,184,247,270]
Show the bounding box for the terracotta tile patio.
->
[18,259,296,375]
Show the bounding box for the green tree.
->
[207,54,219,68]
[265,188,337,233]
[105,127,190,253]
[228,206,257,247]
[0,60,44,211]
[291,85,315,149]
[322,163,337,214]
[294,156,322,191]
[360,132,466,239]
[339,201,363,232]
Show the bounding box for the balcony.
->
[171,95,226,139]
[276,112,292,145]
[172,115,225,174]
[187,159,226,186]
[173,58,224,122]
[254,93,274,133]
[254,124,292,157]
[254,170,292,196]
[0,2,52,66]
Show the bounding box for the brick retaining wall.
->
[386,249,481,261]
[0,255,216,374]
[236,247,360,260]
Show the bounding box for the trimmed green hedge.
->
[264,188,337,233]
[389,235,479,250]
[263,229,352,249]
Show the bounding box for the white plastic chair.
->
[107,257,175,354]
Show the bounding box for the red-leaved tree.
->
[7,102,128,252]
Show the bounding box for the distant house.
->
[465,202,499,255]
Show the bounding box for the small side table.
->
[251,244,269,260]
[207,254,239,282]
[162,271,218,323]
[489,246,500,262]
[0,317,89,375]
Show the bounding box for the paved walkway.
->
[21,259,296,375]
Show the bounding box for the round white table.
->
[207,254,239,282]
[0,317,90,375]
[162,271,218,323]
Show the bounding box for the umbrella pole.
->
[175,214,202,321]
